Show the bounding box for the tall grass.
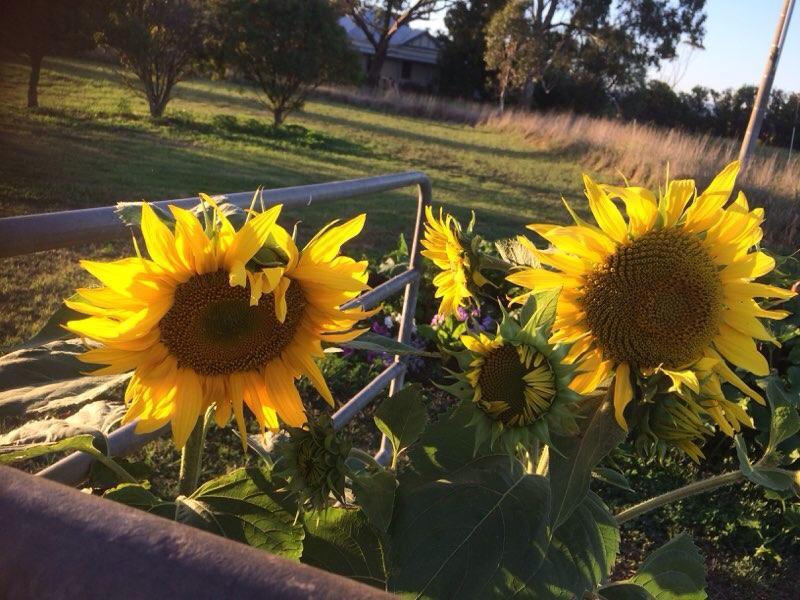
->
[320,86,800,249]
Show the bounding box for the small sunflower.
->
[506,161,794,442]
[66,198,373,448]
[448,306,580,454]
[421,206,488,317]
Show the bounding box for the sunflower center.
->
[476,344,556,427]
[159,270,304,375]
[580,228,723,369]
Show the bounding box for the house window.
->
[401,61,413,80]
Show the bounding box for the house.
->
[339,15,441,92]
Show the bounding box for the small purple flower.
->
[430,314,445,328]
[384,315,395,330]
[371,320,390,336]
[455,306,469,322]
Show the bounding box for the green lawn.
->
[0,56,589,347]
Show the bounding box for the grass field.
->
[0,56,591,347]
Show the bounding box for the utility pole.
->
[738,0,796,168]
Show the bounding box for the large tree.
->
[100,0,206,118]
[438,0,508,99]
[485,0,706,110]
[0,0,100,108]
[342,1,450,89]
[208,0,359,125]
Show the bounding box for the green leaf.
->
[629,533,707,600]
[496,237,538,267]
[177,467,304,558]
[549,397,626,528]
[593,467,634,492]
[104,483,175,518]
[408,403,478,479]
[388,456,551,599]
[520,491,620,599]
[8,295,86,351]
[351,468,398,532]
[0,432,107,463]
[521,289,560,332]
[301,507,387,589]
[735,434,800,494]
[598,583,656,600]
[764,376,800,457]
[373,384,428,459]
[115,201,175,228]
[339,332,438,357]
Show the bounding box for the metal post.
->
[0,466,390,599]
[738,0,796,168]
[374,177,431,465]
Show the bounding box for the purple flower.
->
[455,306,469,322]
[430,314,445,328]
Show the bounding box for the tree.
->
[0,0,100,108]
[208,0,359,126]
[100,0,207,118]
[438,0,508,99]
[484,0,706,110]
[484,1,534,111]
[342,1,450,89]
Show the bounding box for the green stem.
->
[348,447,383,471]
[85,449,137,484]
[615,470,744,525]
[177,413,209,497]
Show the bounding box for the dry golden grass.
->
[322,86,800,249]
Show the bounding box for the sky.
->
[417,0,799,93]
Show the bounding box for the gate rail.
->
[0,171,432,484]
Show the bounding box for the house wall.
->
[363,55,438,92]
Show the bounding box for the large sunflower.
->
[66,199,373,448]
[506,161,794,434]
[421,206,487,317]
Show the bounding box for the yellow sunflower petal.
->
[583,174,628,243]
[613,362,634,430]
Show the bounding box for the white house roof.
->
[339,15,440,65]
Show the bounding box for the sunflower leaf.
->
[549,396,627,529]
[0,432,108,464]
[735,434,800,495]
[115,201,175,228]
[520,491,620,598]
[339,332,438,357]
[598,535,707,599]
[408,403,480,480]
[373,384,428,460]
[104,483,175,518]
[764,376,800,459]
[350,468,397,532]
[387,456,551,598]
[177,467,304,558]
[301,507,387,589]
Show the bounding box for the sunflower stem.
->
[177,410,212,497]
[614,470,744,525]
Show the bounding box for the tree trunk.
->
[27,53,43,109]
[366,41,390,89]
[149,98,166,118]
[273,107,285,126]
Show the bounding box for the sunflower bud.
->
[274,414,351,512]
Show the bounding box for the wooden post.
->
[738,0,796,168]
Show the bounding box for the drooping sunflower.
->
[507,161,794,439]
[421,206,488,317]
[66,198,373,448]
[447,304,580,454]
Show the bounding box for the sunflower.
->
[506,161,794,438]
[446,305,579,454]
[66,198,373,448]
[421,206,488,317]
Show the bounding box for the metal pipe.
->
[0,466,390,599]
[331,362,406,430]
[0,171,431,258]
[342,268,419,311]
